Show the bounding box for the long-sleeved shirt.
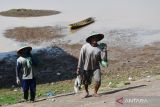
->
[16,56,34,80]
[77,43,107,71]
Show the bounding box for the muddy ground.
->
[4,26,65,45]
[0,41,160,88]
[1,26,160,88]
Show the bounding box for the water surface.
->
[0,0,160,53]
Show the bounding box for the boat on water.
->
[69,17,95,30]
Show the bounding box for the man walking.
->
[77,33,107,98]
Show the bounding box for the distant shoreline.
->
[0,9,60,17]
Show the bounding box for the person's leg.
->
[84,84,89,97]
[82,71,92,98]
[93,81,101,96]
[93,69,101,96]
[22,79,29,101]
[29,78,36,102]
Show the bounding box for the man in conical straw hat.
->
[16,46,36,102]
[77,32,108,98]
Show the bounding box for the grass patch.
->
[0,65,160,105]
[36,80,74,97]
[0,80,74,105]
[0,89,21,105]
[0,9,60,17]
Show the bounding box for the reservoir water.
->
[0,0,160,52]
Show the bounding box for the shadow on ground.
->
[0,46,78,88]
[100,85,147,95]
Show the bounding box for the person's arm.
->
[77,45,85,74]
[16,61,21,84]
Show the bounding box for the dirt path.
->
[5,76,160,107]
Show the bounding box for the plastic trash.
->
[128,76,132,81]
[146,75,151,82]
[45,91,55,97]
[13,88,18,92]
[108,81,112,87]
[56,72,61,76]
[101,60,108,67]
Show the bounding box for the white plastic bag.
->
[74,75,81,93]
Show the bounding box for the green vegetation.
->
[0,89,21,105]
[1,63,160,105]
[0,80,74,105]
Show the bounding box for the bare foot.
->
[82,92,89,98]
[92,93,101,97]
